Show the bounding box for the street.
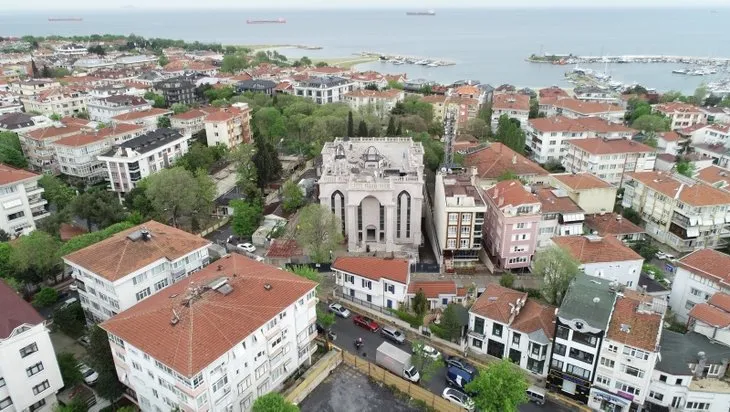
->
[325,304,572,412]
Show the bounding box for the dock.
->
[527,54,730,66]
[358,51,455,67]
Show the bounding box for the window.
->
[623,346,649,360]
[7,211,25,221]
[238,375,252,394]
[154,278,168,291]
[26,362,44,377]
[28,399,46,412]
[366,294,372,302]
[492,323,503,337]
[515,222,530,229]
[132,272,147,286]
[600,357,615,368]
[607,344,618,353]
[471,338,483,348]
[460,226,471,236]
[361,279,372,290]
[461,213,471,224]
[595,375,610,386]
[460,239,470,248]
[614,381,640,396]
[0,398,12,410]
[566,363,591,380]
[623,365,645,378]
[569,348,594,364]
[447,226,457,237]
[447,239,457,249]
[551,358,564,370]
[448,213,458,224]
[659,374,667,382]
[385,283,395,294]
[676,378,683,385]
[556,326,569,340]
[255,363,268,379]
[0,378,4,388]
[473,317,485,335]
[212,376,228,392]
[32,380,50,395]
[512,333,521,345]
[135,287,151,301]
[20,342,38,358]
[649,391,664,401]
[508,256,529,264]
[686,401,710,410]
[553,342,566,356]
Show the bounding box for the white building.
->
[333,256,409,310]
[621,171,730,253]
[688,292,730,347]
[563,138,656,186]
[688,123,730,147]
[19,120,89,175]
[111,108,172,130]
[588,292,665,412]
[293,77,355,104]
[318,137,425,260]
[21,88,89,118]
[0,164,48,237]
[87,95,152,123]
[553,235,644,288]
[491,93,529,130]
[543,99,626,124]
[655,131,683,155]
[534,187,585,249]
[468,284,557,378]
[10,80,61,97]
[406,280,468,310]
[170,109,207,135]
[573,86,619,104]
[654,102,707,130]
[546,275,617,405]
[0,280,64,412]
[62,221,212,323]
[53,124,145,184]
[669,248,730,322]
[100,253,319,412]
[203,104,252,149]
[98,128,190,195]
[344,89,404,119]
[54,44,87,56]
[428,169,486,270]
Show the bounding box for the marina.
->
[359,51,455,67]
[528,53,730,66]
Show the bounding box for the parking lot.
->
[325,303,573,412]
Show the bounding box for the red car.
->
[353,315,380,332]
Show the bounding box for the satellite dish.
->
[440,167,447,174]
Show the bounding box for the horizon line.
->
[5,5,730,11]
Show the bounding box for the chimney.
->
[512,155,517,165]
[695,352,707,378]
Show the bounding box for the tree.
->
[497,170,520,182]
[157,116,171,128]
[621,207,642,225]
[630,239,659,261]
[123,186,158,221]
[694,83,709,106]
[528,98,539,119]
[412,289,428,320]
[253,107,287,143]
[643,131,658,148]
[387,79,404,90]
[660,90,683,103]
[281,180,305,213]
[220,54,248,73]
[32,287,58,307]
[0,229,9,242]
[411,340,442,383]
[500,273,515,288]
[440,303,464,342]
[158,55,169,67]
[177,142,217,173]
[145,168,215,229]
[230,144,259,198]
[386,116,396,135]
[720,95,730,108]
[143,91,166,108]
[632,114,670,133]
[465,359,529,412]
[53,302,85,338]
[495,114,526,154]
[87,45,106,56]
[357,119,368,137]
[364,83,379,91]
[171,103,189,114]
[296,204,343,263]
[676,158,695,177]
[289,265,322,284]
[252,135,282,188]
[87,326,125,404]
[71,189,126,231]
[534,246,580,306]
[230,199,263,238]
[57,353,84,387]
[463,118,490,140]
[252,392,299,412]
[55,396,89,412]
[41,65,52,78]
[0,131,28,168]
[10,231,60,285]
[347,111,354,137]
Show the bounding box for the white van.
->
[59,297,78,310]
[526,386,546,405]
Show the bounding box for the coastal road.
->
[324,304,572,412]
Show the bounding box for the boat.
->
[246,18,286,24]
[427,62,439,67]
[672,68,689,75]
[415,60,429,65]
[48,17,83,21]
[406,9,435,16]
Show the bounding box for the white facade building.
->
[21,89,89,118]
[0,280,64,412]
[293,77,355,104]
[654,102,708,130]
[98,128,190,195]
[543,99,626,124]
[332,256,410,310]
[100,254,319,412]
[318,137,425,260]
[491,93,529,130]
[62,221,211,323]
[87,95,152,123]
[203,104,252,149]
[170,109,207,136]
[344,89,404,119]
[668,248,730,322]
[0,164,48,237]
[563,138,656,186]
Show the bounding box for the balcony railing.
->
[468,329,486,340]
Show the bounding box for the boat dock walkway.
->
[528,54,730,65]
[358,51,456,67]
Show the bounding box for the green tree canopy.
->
[411,340,442,383]
[676,158,695,177]
[440,303,465,342]
[281,180,305,213]
[295,204,343,263]
[495,114,526,154]
[412,289,428,320]
[220,54,248,73]
[171,103,189,114]
[145,167,215,230]
[465,359,529,412]
[0,131,28,168]
[32,287,59,307]
[39,175,76,210]
[252,393,299,412]
[463,118,490,140]
[143,91,166,108]
[252,135,282,188]
[10,230,61,284]
[57,352,84,387]
[254,107,287,142]
[230,199,263,238]
[157,116,171,128]
[71,188,126,231]
[86,326,125,403]
[53,302,85,338]
[534,246,580,306]
[632,114,670,133]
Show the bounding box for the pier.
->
[527,54,730,66]
[358,51,456,67]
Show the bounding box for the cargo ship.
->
[406,10,435,16]
[48,17,83,21]
[246,18,286,24]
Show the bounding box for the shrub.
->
[392,309,422,328]
[429,323,449,340]
[32,287,59,307]
[499,273,515,288]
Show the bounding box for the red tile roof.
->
[534,187,583,213]
[101,253,317,377]
[59,223,88,241]
[0,163,39,186]
[492,93,529,111]
[0,279,45,339]
[509,299,556,340]
[171,109,207,120]
[485,180,540,208]
[567,138,655,155]
[677,249,730,286]
[264,239,303,259]
[63,221,211,282]
[453,85,480,97]
[626,171,730,207]
[552,235,643,264]
[552,172,613,190]
[552,98,624,114]
[655,101,701,114]
[25,124,85,140]
[539,87,569,99]
[407,280,465,298]
[708,293,730,313]
[528,116,590,133]
[690,302,730,328]
[54,124,144,147]
[695,165,730,188]
[332,256,409,284]
[470,284,527,324]
[657,131,681,142]
[163,59,216,73]
[309,66,348,74]
[464,143,548,180]
[112,108,171,121]
[345,89,402,99]
[606,295,662,352]
[584,213,645,236]
[204,106,247,122]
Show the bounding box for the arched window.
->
[397,191,411,238]
[330,190,345,235]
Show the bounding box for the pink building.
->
[483,180,542,270]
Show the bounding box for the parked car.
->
[68,283,78,292]
[446,366,474,392]
[59,297,78,310]
[328,303,351,318]
[353,315,380,332]
[226,235,242,245]
[77,336,91,348]
[237,243,256,253]
[655,251,675,260]
[78,363,98,386]
[444,356,477,376]
[381,326,406,344]
[442,388,475,411]
[421,344,441,361]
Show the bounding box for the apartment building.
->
[573,86,619,104]
[464,143,549,187]
[422,95,480,127]
[468,284,556,377]
[10,79,61,97]
[347,71,389,90]
[236,80,276,96]
[688,292,730,347]
[543,98,626,123]
[553,235,644,288]
[550,173,617,215]
[333,256,410,310]
[21,88,89,118]
[53,124,145,184]
[155,76,199,106]
[584,213,646,243]
[204,104,252,148]
[655,131,683,155]
[534,187,585,249]
[526,116,636,164]
[170,109,207,135]
[547,275,617,405]
[428,169,486,269]
[87,95,152,123]
[696,165,730,190]
[654,102,707,130]
[293,77,355,104]
[100,253,318,412]
[63,221,211,323]
[0,280,64,412]
[563,138,656,186]
[98,128,190,195]
[668,248,730,321]
[621,171,730,252]
[0,163,48,237]
[491,93,529,130]
[406,280,468,310]
[318,137,424,260]
[19,121,88,174]
[688,123,730,147]
[112,108,172,130]
[588,291,665,412]
[344,89,404,119]
[483,180,542,270]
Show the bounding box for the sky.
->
[5,0,730,11]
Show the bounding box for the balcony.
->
[25,185,43,196]
[468,329,486,340]
[32,209,50,219]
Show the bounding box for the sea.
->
[2,8,730,93]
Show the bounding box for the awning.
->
[591,388,630,406]
[687,227,700,238]
[715,216,725,225]
[690,216,699,226]
[560,213,585,223]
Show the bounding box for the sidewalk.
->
[410,272,544,290]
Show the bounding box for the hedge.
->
[428,323,450,340]
[59,221,136,256]
[392,308,423,328]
